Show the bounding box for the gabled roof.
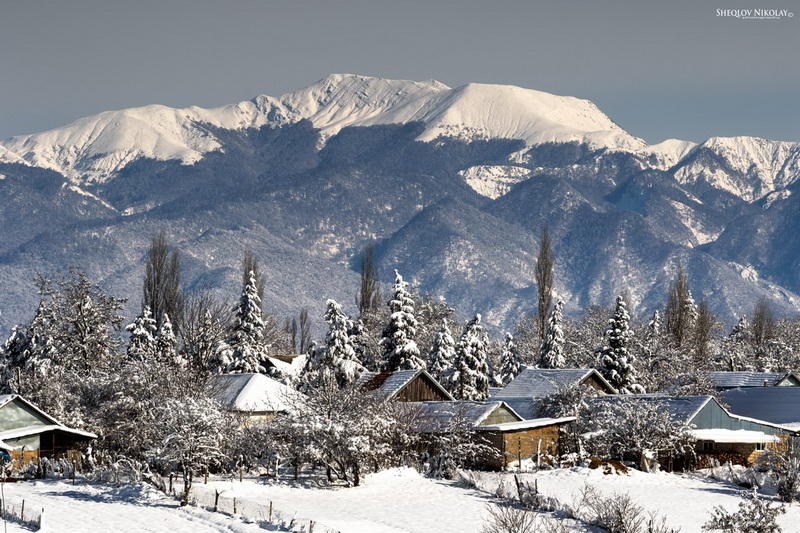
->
[721,387,800,427]
[356,369,454,401]
[476,416,576,432]
[708,371,800,389]
[490,367,616,400]
[208,373,305,413]
[0,395,98,442]
[407,400,522,432]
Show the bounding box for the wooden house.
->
[490,368,616,419]
[410,400,574,469]
[708,371,800,390]
[207,373,306,422]
[589,395,794,467]
[0,395,96,468]
[356,369,454,402]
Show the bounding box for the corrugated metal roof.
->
[721,387,800,426]
[708,372,791,389]
[490,368,614,401]
[407,401,516,432]
[587,395,712,425]
[477,416,576,431]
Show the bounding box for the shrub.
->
[703,490,785,533]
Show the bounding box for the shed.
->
[207,373,306,421]
[356,369,454,402]
[490,367,616,419]
[0,395,96,467]
[408,400,573,469]
[708,371,800,390]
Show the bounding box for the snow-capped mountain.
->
[1,74,646,183]
[0,74,799,333]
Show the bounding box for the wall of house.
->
[481,425,562,468]
[396,376,450,402]
[0,400,51,432]
[482,406,521,426]
[583,375,611,395]
[692,400,786,435]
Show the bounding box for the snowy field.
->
[2,468,799,532]
[0,480,273,533]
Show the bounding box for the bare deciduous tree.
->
[143,231,183,328]
[356,244,382,316]
[752,297,776,346]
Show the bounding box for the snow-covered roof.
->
[490,368,616,401]
[207,373,305,414]
[477,416,576,432]
[407,401,521,432]
[265,354,308,379]
[721,387,800,427]
[708,371,799,389]
[690,429,779,444]
[587,395,713,425]
[356,369,454,401]
[0,424,97,443]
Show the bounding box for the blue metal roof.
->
[721,387,800,427]
[708,372,796,389]
[490,368,613,400]
[587,395,711,424]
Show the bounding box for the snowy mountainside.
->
[1,75,800,333]
[0,74,645,184]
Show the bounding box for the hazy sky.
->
[1,0,798,143]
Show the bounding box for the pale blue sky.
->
[1,0,798,143]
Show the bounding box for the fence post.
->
[214,490,219,513]
[309,520,314,533]
[269,500,273,522]
[21,499,24,522]
[233,497,237,515]
[169,473,174,495]
[39,507,44,529]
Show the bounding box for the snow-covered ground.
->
[1,480,276,533]
[3,467,799,532]
[506,467,800,533]
[195,468,496,533]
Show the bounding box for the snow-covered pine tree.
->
[324,299,363,387]
[381,270,425,371]
[539,300,565,369]
[223,270,267,374]
[496,332,522,387]
[24,299,58,376]
[427,318,456,388]
[596,296,645,394]
[155,312,178,363]
[453,314,490,400]
[126,306,157,361]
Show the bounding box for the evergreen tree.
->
[381,270,425,371]
[453,314,489,400]
[539,300,565,369]
[221,270,267,374]
[723,316,754,371]
[596,296,645,394]
[427,318,456,387]
[303,300,364,389]
[496,332,522,387]
[155,312,178,363]
[126,306,157,361]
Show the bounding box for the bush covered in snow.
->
[703,490,785,533]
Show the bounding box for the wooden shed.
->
[477,417,576,469]
[356,369,454,402]
[0,395,96,469]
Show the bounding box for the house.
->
[356,369,454,402]
[0,395,96,468]
[264,354,308,381]
[708,371,800,390]
[207,373,306,422]
[409,400,574,469]
[720,387,800,432]
[588,395,793,467]
[490,368,616,419]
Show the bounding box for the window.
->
[702,441,714,452]
[755,442,765,451]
